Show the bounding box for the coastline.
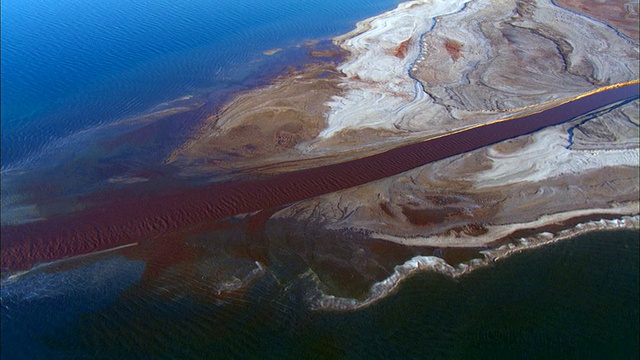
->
[168,0,638,175]
[2,82,636,271]
[2,0,638,311]
[370,201,640,247]
[3,1,638,356]
[308,0,638,149]
[309,215,639,311]
[266,0,638,313]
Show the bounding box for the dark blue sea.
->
[1,230,637,358]
[1,0,639,358]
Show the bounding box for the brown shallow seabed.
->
[1,83,637,271]
[166,47,348,172]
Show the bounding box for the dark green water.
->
[2,230,638,359]
[323,230,639,359]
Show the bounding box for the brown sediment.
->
[442,223,489,237]
[166,60,346,170]
[263,48,282,56]
[483,212,636,248]
[443,39,463,61]
[490,136,534,153]
[165,41,349,172]
[394,39,411,59]
[246,207,283,266]
[438,247,484,266]
[379,202,396,218]
[314,127,407,150]
[111,211,274,301]
[401,206,460,226]
[1,82,638,271]
[153,210,272,277]
[555,0,639,39]
[309,49,344,58]
[129,233,205,281]
[361,238,416,262]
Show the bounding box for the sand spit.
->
[309,215,639,311]
[169,0,637,172]
[371,203,639,247]
[1,242,139,284]
[166,45,348,172]
[276,99,639,247]
[263,48,283,56]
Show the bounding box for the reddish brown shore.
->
[2,83,638,271]
[393,39,411,59]
[443,39,463,61]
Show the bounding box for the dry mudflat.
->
[170,0,639,250]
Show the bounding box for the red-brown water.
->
[2,83,638,271]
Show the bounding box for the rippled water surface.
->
[1,0,400,169]
[2,231,637,358]
[1,0,402,232]
[2,1,638,358]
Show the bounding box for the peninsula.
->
[2,0,638,309]
[166,0,639,307]
[169,0,638,248]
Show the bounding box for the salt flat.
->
[171,0,639,250]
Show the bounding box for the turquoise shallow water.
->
[1,230,637,358]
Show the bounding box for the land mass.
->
[2,0,639,309]
[170,0,638,246]
[164,0,639,306]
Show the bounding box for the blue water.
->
[1,0,400,170]
[3,2,638,358]
[1,230,637,358]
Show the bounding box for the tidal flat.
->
[1,0,639,357]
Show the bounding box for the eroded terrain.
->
[556,0,639,40]
[170,0,639,248]
[172,0,637,168]
[3,0,639,309]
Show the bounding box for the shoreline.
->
[0,242,139,284]
[2,82,637,271]
[309,214,639,312]
[2,0,638,315]
[371,201,639,247]
[3,2,638,355]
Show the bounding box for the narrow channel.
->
[2,81,638,270]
